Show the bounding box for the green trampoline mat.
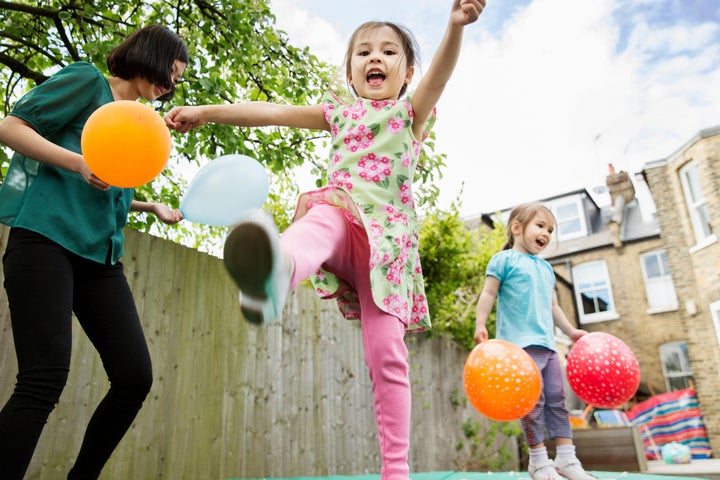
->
[228,470,708,480]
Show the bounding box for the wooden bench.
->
[545,426,648,472]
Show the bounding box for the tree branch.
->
[0,0,57,16]
[53,15,80,60]
[0,52,48,84]
[0,31,65,66]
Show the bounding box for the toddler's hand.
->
[570,329,589,342]
[165,106,205,134]
[473,323,489,344]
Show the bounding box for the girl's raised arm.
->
[411,0,485,138]
[165,102,329,133]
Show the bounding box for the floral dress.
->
[292,91,435,332]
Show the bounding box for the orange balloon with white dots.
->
[463,339,542,422]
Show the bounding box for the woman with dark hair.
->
[0,25,188,480]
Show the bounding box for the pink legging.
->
[280,204,411,480]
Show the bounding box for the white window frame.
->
[679,162,715,247]
[572,260,619,324]
[711,301,720,351]
[659,341,694,391]
[639,249,678,313]
[547,196,587,241]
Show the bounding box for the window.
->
[711,301,720,350]
[659,341,694,391]
[679,162,714,245]
[640,250,678,313]
[548,197,587,241]
[572,260,618,323]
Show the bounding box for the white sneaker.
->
[223,211,291,325]
[554,456,597,480]
[529,459,563,480]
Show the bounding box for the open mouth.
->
[367,69,385,86]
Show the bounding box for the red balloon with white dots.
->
[566,332,641,409]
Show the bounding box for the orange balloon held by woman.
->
[463,339,542,422]
[81,100,172,187]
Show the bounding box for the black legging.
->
[0,228,152,480]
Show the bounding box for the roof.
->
[546,199,660,260]
[465,187,661,260]
[644,124,720,170]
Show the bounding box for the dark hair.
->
[107,25,188,102]
[344,21,420,98]
[502,202,556,250]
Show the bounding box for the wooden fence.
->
[0,225,518,479]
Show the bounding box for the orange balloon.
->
[463,340,541,422]
[81,100,171,187]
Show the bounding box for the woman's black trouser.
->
[0,228,152,480]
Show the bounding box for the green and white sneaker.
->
[223,211,291,325]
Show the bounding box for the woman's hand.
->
[77,159,111,191]
[152,204,184,224]
[130,201,183,224]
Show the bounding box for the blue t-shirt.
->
[486,249,557,351]
[0,62,134,264]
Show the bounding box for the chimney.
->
[606,163,635,248]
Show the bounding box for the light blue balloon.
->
[180,154,269,226]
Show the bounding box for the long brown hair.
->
[502,202,555,250]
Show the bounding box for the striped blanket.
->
[626,388,712,460]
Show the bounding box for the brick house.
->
[641,125,720,455]
[473,125,720,455]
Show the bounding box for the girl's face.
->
[348,26,414,101]
[511,209,555,255]
[137,59,187,102]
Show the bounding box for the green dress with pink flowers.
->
[292,91,435,332]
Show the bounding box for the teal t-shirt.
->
[486,249,558,351]
[0,62,134,264]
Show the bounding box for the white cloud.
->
[628,20,719,58]
[271,1,346,65]
[435,0,625,211]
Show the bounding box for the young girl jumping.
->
[165,1,485,478]
[474,203,595,480]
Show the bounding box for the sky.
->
[268,0,720,218]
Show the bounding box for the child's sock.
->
[556,444,577,459]
[529,446,550,465]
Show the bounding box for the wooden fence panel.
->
[0,225,517,479]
